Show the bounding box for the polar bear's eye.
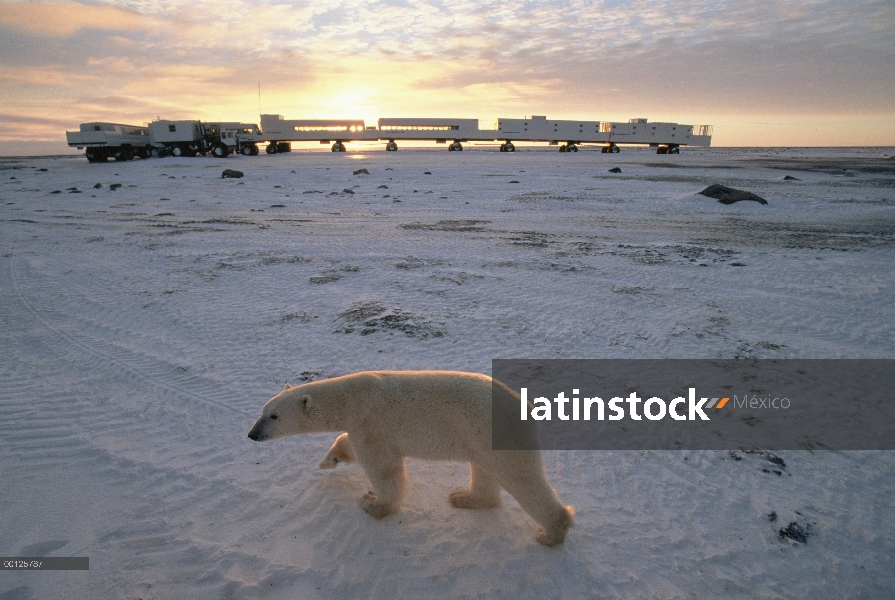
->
[269,414,278,420]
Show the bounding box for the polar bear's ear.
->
[283,383,293,390]
[300,394,313,409]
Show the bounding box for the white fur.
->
[248,370,573,546]
[319,432,355,469]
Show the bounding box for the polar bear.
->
[247,370,573,546]
[319,432,355,469]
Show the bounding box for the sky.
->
[0,0,893,153]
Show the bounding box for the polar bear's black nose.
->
[247,419,265,441]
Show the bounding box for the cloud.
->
[0,1,159,37]
[0,0,893,147]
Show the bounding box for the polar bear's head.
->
[247,383,325,442]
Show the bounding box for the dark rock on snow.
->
[222,169,244,179]
[608,167,622,173]
[779,521,810,544]
[699,184,767,205]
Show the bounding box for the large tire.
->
[569,144,578,152]
[140,146,152,159]
[241,145,253,156]
[505,142,515,152]
[171,145,184,157]
[250,144,259,156]
[669,146,680,154]
[386,141,398,151]
[611,145,620,153]
[212,144,228,158]
[85,149,101,163]
[559,145,567,153]
[267,143,278,154]
[657,147,668,154]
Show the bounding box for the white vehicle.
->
[258,114,712,153]
[149,120,263,158]
[377,118,484,151]
[259,115,371,153]
[66,122,153,162]
[68,113,712,160]
[495,116,713,153]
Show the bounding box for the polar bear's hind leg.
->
[449,462,502,509]
[492,453,574,546]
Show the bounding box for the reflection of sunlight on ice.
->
[346,154,369,159]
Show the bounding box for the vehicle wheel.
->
[449,141,462,151]
[115,147,133,161]
[569,144,578,152]
[499,144,506,152]
[171,146,183,157]
[267,143,278,154]
[212,144,228,158]
[277,142,291,153]
[241,145,253,156]
[85,149,100,163]
[386,141,398,151]
[669,146,680,154]
[505,142,515,152]
[250,144,259,156]
[656,147,668,154]
[559,145,567,153]
[611,145,620,153]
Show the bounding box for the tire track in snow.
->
[7,252,244,418]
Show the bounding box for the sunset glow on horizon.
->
[1,0,893,154]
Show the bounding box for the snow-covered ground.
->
[2,146,894,599]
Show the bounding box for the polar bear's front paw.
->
[448,486,501,509]
[360,491,393,519]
